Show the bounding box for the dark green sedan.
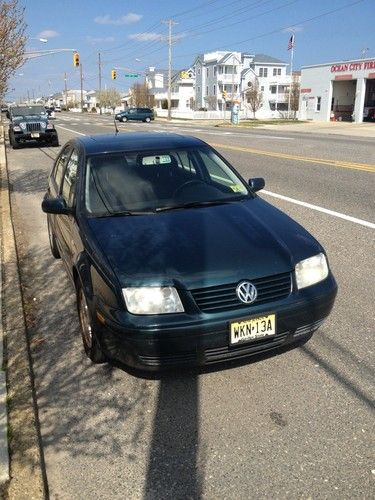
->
[42,133,337,371]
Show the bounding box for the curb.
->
[0,125,47,499]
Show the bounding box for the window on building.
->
[206,86,209,95]
[259,67,268,77]
[316,96,322,112]
[186,100,190,108]
[261,86,264,91]
[197,86,200,93]
[270,85,277,94]
[213,84,216,95]
[277,68,281,75]
[214,66,217,75]
[206,67,209,77]
[259,68,263,77]
[197,68,201,75]
[273,68,277,76]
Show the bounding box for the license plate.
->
[230,314,276,345]
[31,132,40,138]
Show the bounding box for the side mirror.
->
[42,196,73,215]
[249,177,265,192]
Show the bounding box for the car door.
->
[48,144,73,245]
[55,148,79,276]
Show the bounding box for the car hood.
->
[12,115,47,123]
[87,198,322,289]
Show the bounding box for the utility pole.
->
[80,63,84,111]
[98,50,102,114]
[64,72,68,110]
[162,19,177,121]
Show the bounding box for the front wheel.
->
[51,138,59,147]
[9,131,20,149]
[121,116,128,122]
[145,116,151,123]
[77,284,106,363]
[47,216,60,259]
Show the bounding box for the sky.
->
[7,0,375,101]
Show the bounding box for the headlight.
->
[13,125,21,132]
[295,253,329,289]
[123,286,184,315]
[20,122,26,130]
[46,122,54,129]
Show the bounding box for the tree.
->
[130,82,154,107]
[244,81,263,119]
[0,0,27,103]
[284,75,300,119]
[96,88,121,111]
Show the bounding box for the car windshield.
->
[85,147,250,216]
[11,106,46,117]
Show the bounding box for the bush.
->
[91,107,97,113]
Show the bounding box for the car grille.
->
[190,272,292,313]
[138,331,290,367]
[26,122,41,132]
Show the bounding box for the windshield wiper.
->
[96,209,154,218]
[155,195,249,212]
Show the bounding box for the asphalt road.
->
[5,114,375,499]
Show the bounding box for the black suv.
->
[7,105,59,149]
[115,107,154,123]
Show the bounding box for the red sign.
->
[369,73,375,79]
[331,60,375,72]
[300,88,311,93]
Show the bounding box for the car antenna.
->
[114,114,119,135]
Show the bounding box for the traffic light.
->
[111,69,117,80]
[222,90,227,100]
[73,52,80,67]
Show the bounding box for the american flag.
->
[288,34,295,50]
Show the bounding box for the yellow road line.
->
[210,143,375,173]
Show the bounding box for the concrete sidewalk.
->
[0,125,10,493]
[0,125,46,499]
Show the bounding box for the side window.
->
[62,150,79,207]
[197,150,248,194]
[175,151,197,175]
[52,146,71,190]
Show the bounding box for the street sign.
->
[124,73,140,78]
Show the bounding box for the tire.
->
[9,131,20,149]
[77,283,106,363]
[121,116,128,122]
[47,216,60,259]
[51,138,59,147]
[145,116,151,123]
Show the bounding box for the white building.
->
[145,67,195,115]
[193,51,295,119]
[299,57,375,122]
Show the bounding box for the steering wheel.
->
[173,179,206,197]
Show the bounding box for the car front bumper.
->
[12,130,58,143]
[95,277,337,371]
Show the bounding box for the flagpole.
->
[288,33,295,119]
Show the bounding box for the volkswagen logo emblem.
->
[236,281,258,304]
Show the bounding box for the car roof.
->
[73,133,208,155]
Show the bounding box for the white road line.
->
[55,125,86,136]
[262,190,375,229]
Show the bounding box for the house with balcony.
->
[145,67,195,116]
[192,51,297,118]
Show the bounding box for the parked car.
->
[45,107,56,119]
[363,108,375,122]
[54,105,62,112]
[115,107,154,123]
[7,105,59,149]
[41,133,337,371]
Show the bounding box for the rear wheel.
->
[77,283,106,363]
[121,116,128,122]
[47,216,60,259]
[145,116,151,123]
[51,137,59,147]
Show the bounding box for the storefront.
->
[299,58,375,123]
